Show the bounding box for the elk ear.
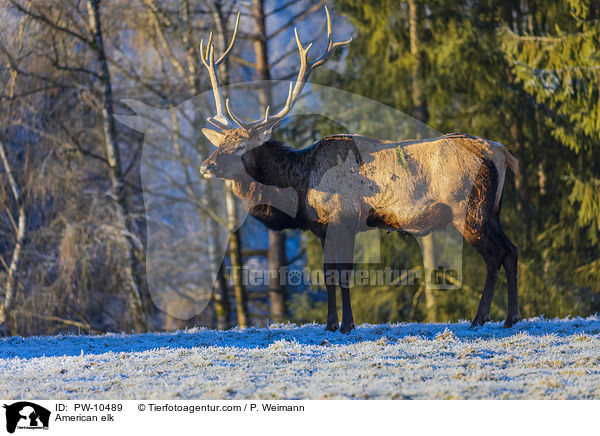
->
[202,128,226,147]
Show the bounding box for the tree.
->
[247,0,327,322]
[119,0,244,328]
[408,0,437,321]
[0,0,598,335]
[499,0,600,302]
[0,25,26,332]
[3,0,149,332]
[87,0,148,332]
[251,0,287,322]
[0,140,26,333]
[500,0,600,242]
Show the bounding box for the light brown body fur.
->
[305,133,518,236]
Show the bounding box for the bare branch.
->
[8,0,93,47]
[267,0,301,16]
[227,6,352,132]
[267,0,326,40]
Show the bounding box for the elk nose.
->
[200,162,215,178]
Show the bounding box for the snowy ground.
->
[1,317,600,399]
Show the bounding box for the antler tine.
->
[255,6,351,132]
[216,12,240,66]
[226,98,274,131]
[312,6,353,69]
[245,105,274,130]
[269,81,294,123]
[225,98,250,129]
[199,37,209,69]
[200,13,241,130]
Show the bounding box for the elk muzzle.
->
[199,160,216,179]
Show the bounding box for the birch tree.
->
[129,0,247,327]
[0,140,26,333]
[5,0,148,331]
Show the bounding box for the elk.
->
[198,7,520,333]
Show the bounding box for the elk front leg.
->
[323,222,357,334]
[324,263,339,332]
[321,237,339,331]
[338,263,355,333]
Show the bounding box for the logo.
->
[3,402,50,434]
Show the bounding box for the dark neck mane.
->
[233,140,310,231]
[230,135,363,233]
[243,140,309,190]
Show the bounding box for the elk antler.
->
[200,12,240,130]
[227,6,352,132]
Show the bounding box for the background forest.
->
[0,0,598,336]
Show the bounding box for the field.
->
[1,317,600,399]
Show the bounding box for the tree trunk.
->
[0,142,26,334]
[225,181,248,327]
[409,0,436,321]
[178,0,235,328]
[88,0,147,332]
[210,2,248,328]
[268,231,287,321]
[409,0,428,127]
[252,0,288,321]
[213,263,232,329]
[253,0,271,86]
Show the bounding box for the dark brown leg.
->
[338,264,355,333]
[466,227,506,328]
[458,159,519,328]
[322,223,357,334]
[321,237,338,331]
[471,258,500,327]
[324,263,339,332]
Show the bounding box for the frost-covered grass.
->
[2,317,600,399]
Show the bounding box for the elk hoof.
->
[340,322,355,334]
[503,314,521,328]
[325,321,339,332]
[470,314,490,328]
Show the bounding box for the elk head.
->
[199,6,352,181]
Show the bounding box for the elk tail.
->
[493,146,519,213]
[504,147,519,173]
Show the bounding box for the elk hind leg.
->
[459,158,506,327]
[466,228,507,327]
[494,218,520,327]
